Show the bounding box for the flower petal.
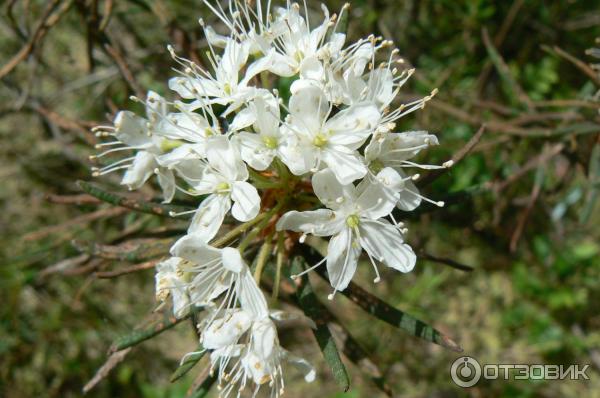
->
[325,102,380,137]
[289,82,328,133]
[238,271,269,319]
[114,111,151,148]
[206,136,248,181]
[188,194,230,242]
[276,209,344,237]
[231,181,261,222]
[171,234,221,265]
[311,169,356,210]
[326,228,360,292]
[157,169,175,203]
[322,146,367,185]
[202,310,253,350]
[354,168,400,219]
[358,220,416,273]
[121,151,156,189]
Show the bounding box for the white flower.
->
[265,3,345,79]
[276,169,416,297]
[280,82,380,184]
[235,96,287,171]
[203,309,315,397]
[171,235,268,318]
[365,130,446,210]
[168,39,271,115]
[187,136,261,242]
[155,257,190,318]
[93,91,176,202]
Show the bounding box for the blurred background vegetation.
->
[1,0,600,397]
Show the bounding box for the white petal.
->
[237,133,275,171]
[204,25,228,47]
[311,169,356,210]
[276,209,344,237]
[221,247,245,273]
[202,310,252,350]
[267,53,297,76]
[156,145,198,168]
[358,220,416,273]
[168,76,220,98]
[238,271,269,319]
[121,151,156,189]
[157,169,175,203]
[299,55,324,80]
[229,106,256,131]
[396,170,422,211]
[355,168,400,219]
[231,181,260,222]
[206,136,248,181]
[283,350,316,383]
[114,111,151,148]
[251,318,277,358]
[325,103,380,136]
[322,146,367,185]
[171,234,221,264]
[188,195,230,242]
[379,131,438,163]
[326,228,360,292]
[289,83,327,133]
[278,137,315,176]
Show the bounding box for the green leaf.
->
[77,180,195,218]
[291,257,351,392]
[170,347,205,383]
[580,143,600,224]
[188,375,215,398]
[302,250,462,352]
[335,277,462,352]
[110,311,189,353]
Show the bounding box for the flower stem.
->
[253,230,274,283]
[212,212,270,248]
[272,231,286,299]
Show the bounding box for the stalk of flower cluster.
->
[92,1,450,395]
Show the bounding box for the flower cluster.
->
[92,1,448,396]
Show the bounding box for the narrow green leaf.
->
[77,180,195,218]
[291,257,351,392]
[580,143,600,224]
[302,250,462,352]
[188,375,215,398]
[332,275,462,352]
[170,347,206,383]
[110,311,189,353]
[72,238,174,262]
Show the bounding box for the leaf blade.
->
[291,257,351,392]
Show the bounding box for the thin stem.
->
[212,211,271,248]
[272,231,285,299]
[253,230,274,283]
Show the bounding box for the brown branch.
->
[104,42,145,99]
[420,124,486,186]
[551,45,600,86]
[95,260,159,279]
[45,193,101,206]
[419,252,474,272]
[83,348,132,394]
[510,168,544,252]
[0,0,73,79]
[23,207,126,241]
[494,143,564,193]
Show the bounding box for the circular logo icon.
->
[450,356,482,387]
